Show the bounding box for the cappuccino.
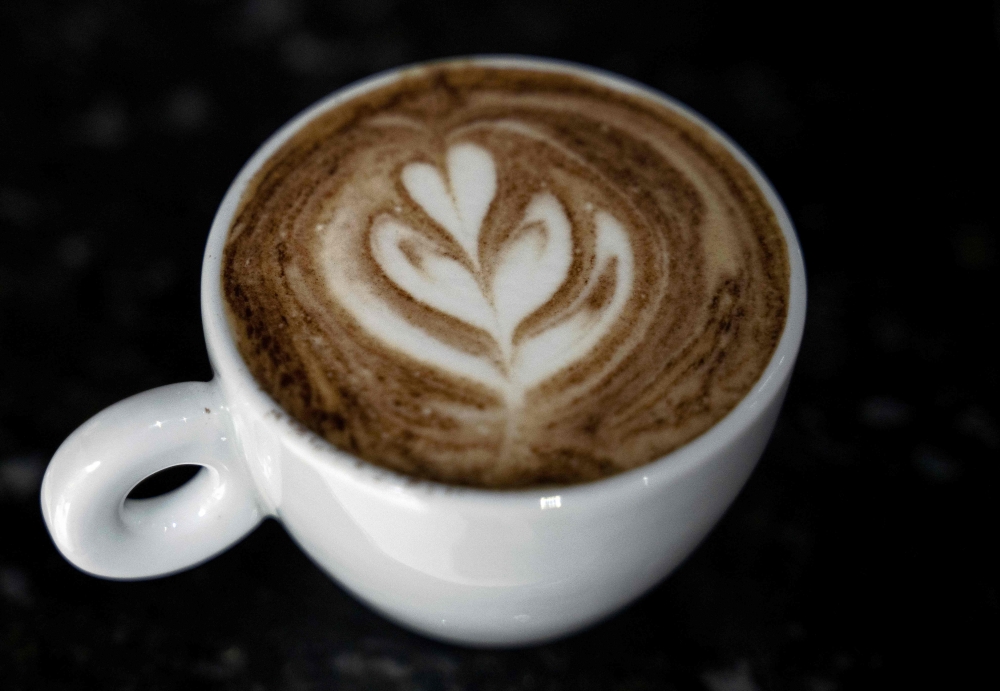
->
[222,62,789,488]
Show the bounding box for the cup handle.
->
[40,380,263,579]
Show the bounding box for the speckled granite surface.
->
[1,2,996,689]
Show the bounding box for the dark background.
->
[1,1,997,689]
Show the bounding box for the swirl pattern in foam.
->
[222,64,790,488]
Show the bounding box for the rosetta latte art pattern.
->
[223,65,790,487]
[329,141,633,410]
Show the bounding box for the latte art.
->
[327,141,633,409]
[223,64,790,487]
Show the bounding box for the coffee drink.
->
[222,61,790,488]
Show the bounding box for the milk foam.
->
[323,142,634,408]
[222,64,790,488]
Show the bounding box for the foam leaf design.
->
[491,192,573,361]
[513,211,633,388]
[366,141,634,405]
[401,143,496,268]
[370,216,493,332]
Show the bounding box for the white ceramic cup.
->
[41,56,806,647]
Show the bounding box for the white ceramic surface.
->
[41,56,807,647]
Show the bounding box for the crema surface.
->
[222,64,790,488]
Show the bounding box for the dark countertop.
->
[1,2,996,689]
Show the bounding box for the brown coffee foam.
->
[222,64,790,488]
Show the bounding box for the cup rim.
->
[201,54,807,501]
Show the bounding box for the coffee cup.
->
[41,56,806,647]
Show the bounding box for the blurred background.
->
[1,1,997,689]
